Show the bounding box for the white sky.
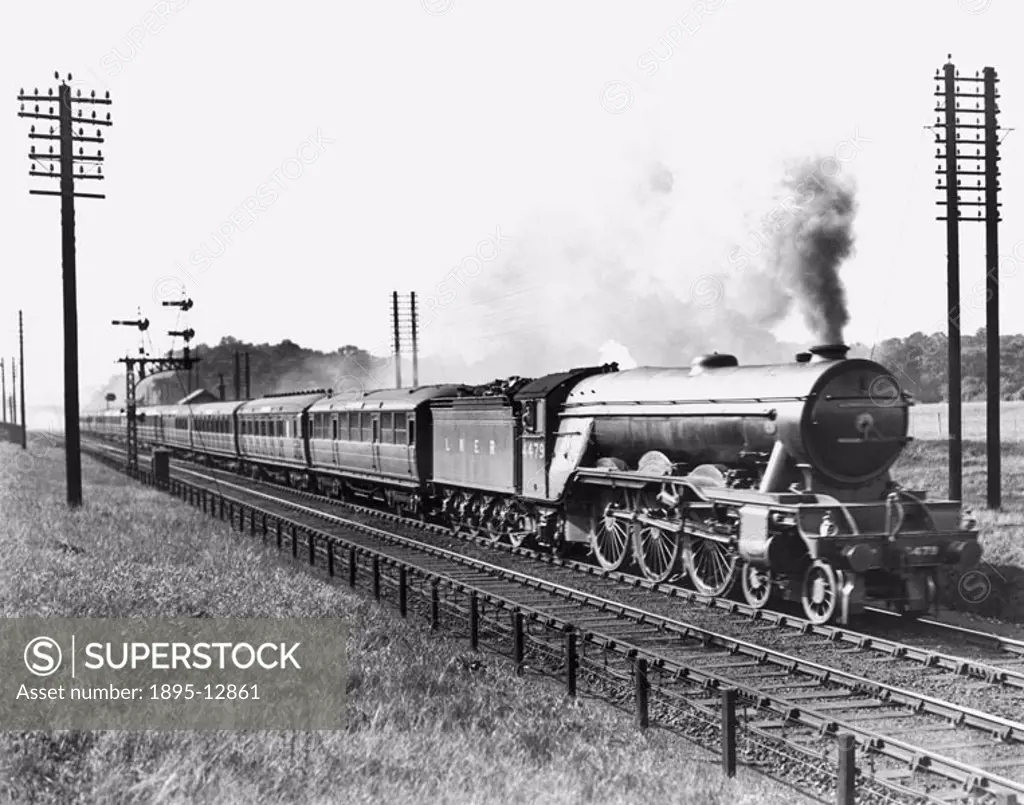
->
[1,0,1022,426]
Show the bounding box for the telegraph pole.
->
[18,74,112,507]
[10,358,16,429]
[934,57,1004,508]
[391,291,402,388]
[19,311,26,448]
[936,59,963,503]
[984,66,1002,509]
[391,292,419,389]
[1,358,6,423]
[410,291,419,387]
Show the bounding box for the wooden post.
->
[291,525,298,559]
[327,542,335,577]
[722,688,737,778]
[566,628,577,698]
[276,520,282,550]
[836,733,855,805]
[372,557,381,601]
[399,566,408,617]
[430,582,439,630]
[512,611,524,675]
[469,592,479,651]
[308,532,316,566]
[635,658,649,729]
[250,509,256,537]
[348,547,357,588]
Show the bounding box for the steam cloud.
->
[416,155,859,385]
[760,161,857,344]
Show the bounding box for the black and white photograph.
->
[2,1,1024,803]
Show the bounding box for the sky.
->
[1,0,1022,428]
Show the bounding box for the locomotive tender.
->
[82,343,981,625]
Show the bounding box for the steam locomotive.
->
[81,343,981,625]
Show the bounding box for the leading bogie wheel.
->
[740,562,773,609]
[801,559,839,624]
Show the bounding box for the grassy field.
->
[0,440,806,805]
[909,400,1024,441]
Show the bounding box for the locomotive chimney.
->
[808,344,849,362]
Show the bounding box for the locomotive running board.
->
[573,467,816,505]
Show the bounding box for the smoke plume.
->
[764,160,857,344]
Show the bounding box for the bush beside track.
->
[0,442,807,805]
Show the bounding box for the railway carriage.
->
[136,405,163,447]
[236,391,324,474]
[307,385,460,513]
[159,403,193,452]
[188,400,244,459]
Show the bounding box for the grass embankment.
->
[894,439,1024,621]
[0,441,803,805]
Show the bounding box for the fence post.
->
[229,502,235,528]
[837,733,855,805]
[261,514,268,540]
[308,532,317,566]
[327,542,335,577]
[348,547,357,588]
[372,557,381,601]
[250,509,256,537]
[566,627,577,698]
[276,520,282,550]
[291,525,298,559]
[430,582,440,630]
[512,611,524,675]
[722,688,736,778]
[219,496,225,520]
[469,592,479,651]
[399,566,408,617]
[635,657,649,729]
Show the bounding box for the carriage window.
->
[408,418,416,446]
[372,419,379,443]
[381,412,393,443]
[337,412,348,440]
[361,412,372,441]
[394,413,406,445]
[331,417,338,440]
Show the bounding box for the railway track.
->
[79,438,1024,803]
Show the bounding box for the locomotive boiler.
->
[558,345,980,623]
